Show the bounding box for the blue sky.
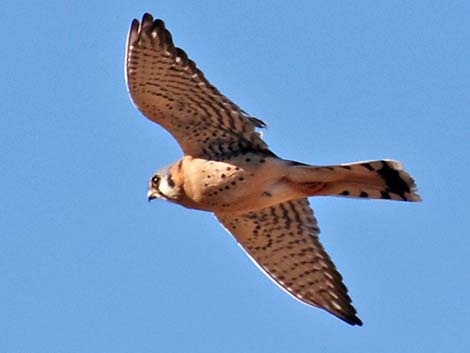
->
[2,1,469,352]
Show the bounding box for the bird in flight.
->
[125,13,420,326]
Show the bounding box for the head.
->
[147,165,180,202]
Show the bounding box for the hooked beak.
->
[147,189,158,202]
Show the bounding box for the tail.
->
[289,160,421,201]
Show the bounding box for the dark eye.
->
[152,175,160,186]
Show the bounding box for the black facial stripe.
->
[167,173,175,188]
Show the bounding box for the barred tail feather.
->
[293,160,421,202]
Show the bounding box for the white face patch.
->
[157,174,176,198]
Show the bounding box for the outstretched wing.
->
[216,198,362,326]
[126,13,271,159]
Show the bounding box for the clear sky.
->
[2,1,469,352]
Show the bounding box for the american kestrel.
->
[125,13,420,326]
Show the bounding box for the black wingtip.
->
[349,316,363,326]
[335,311,363,326]
[128,13,155,47]
[324,302,363,326]
[142,12,154,23]
[130,18,139,29]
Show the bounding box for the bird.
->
[125,12,420,326]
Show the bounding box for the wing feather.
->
[126,13,270,158]
[216,199,362,326]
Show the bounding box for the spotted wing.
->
[216,199,362,326]
[126,13,270,159]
